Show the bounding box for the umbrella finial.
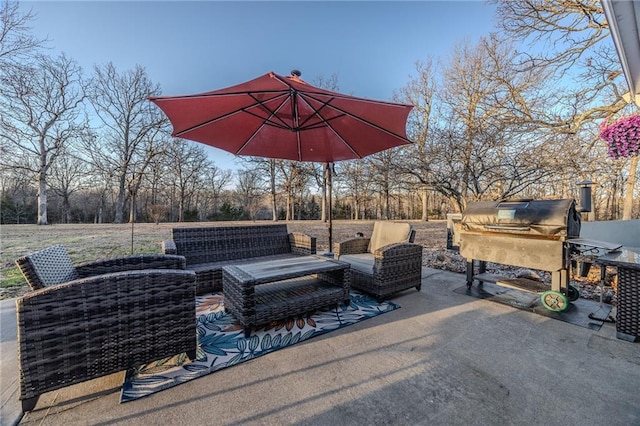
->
[291,69,301,77]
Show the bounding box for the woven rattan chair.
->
[15,245,197,413]
[333,222,423,302]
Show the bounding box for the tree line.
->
[1,0,638,226]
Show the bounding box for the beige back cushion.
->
[368,222,413,253]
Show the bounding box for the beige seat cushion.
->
[339,253,374,274]
[368,222,413,253]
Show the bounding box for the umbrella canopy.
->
[149,71,413,162]
[149,71,414,250]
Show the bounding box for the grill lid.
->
[461,198,581,237]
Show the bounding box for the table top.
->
[223,255,348,284]
[567,238,622,251]
[596,249,640,271]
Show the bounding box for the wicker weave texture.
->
[163,225,316,295]
[333,237,370,257]
[616,267,640,339]
[16,252,187,291]
[334,230,422,301]
[222,259,349,337]
[333,229,415,258]
[74,254,186,277]
[16,265,196,407]
[288,232,317,255]
[173,225,292,264]
[359,243,423,300]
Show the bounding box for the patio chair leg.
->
[22,396,39,412]
[186,349,197,361]
[415,283,422,291]
[244,327,251,338]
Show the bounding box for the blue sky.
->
[21,0,499,169]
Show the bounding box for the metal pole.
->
[327,161,333,253]
[131,192,135,254]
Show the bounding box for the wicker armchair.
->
[15,245,197,413]
[333,222,423,302]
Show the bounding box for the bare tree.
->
[267,159,278,220]
[0,0,75,224]
[49,151,90,223]
[0,166,35,223]
[314,73,340,94]
[277,161,313,220]
[293,164,313,220]
[239,157,280,220]
[312,72,340,222]
[494,0,636,219]
[411,36,554,211]
[393,59,437,220]
[366,150,404,219]
[236,168,265,220]
[202,163,233,219]
[336,160,372,220]
[141,141,169,221]
[86,62,166,223]
[165,139,208,222]
[493,0,609,74]
[0,53,87,224]
[308,163,328,220]
[0,0,46,68]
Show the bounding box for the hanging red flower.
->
[599,114,640,159]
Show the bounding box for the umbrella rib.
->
[235,95,295,155]
[217,73,409,138]
[296,93,410,158]
[159,72,412,163]
[295,95,339,130]
[174,92,292,137]
[291,89,301,158]
[295,94,361,158]
[152,88,292,101]
[300,92,411,142]
[247,92,296,130]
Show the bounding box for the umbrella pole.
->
[327,162,333,254]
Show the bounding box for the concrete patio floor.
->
[2,267,639,426]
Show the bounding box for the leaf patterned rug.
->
[121,291,400,402]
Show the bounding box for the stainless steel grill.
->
[459,198,581,312]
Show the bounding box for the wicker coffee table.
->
[222,255,351,337]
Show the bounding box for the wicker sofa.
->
[333,221,423,302]
[162,224,317,295]
[15,245,197,413]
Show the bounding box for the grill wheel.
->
[567,285,580,302]
[540,290,569,312]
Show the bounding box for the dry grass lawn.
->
[1,220,448,299]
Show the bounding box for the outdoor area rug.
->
[454,282,612,331]
[120,291,399,403]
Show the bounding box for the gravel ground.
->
[1,220,617,303]
[422,247,617,304]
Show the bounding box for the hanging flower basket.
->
[599,114,640,159]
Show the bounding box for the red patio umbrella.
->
[149,71,413,249]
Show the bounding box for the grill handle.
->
[497,199,531,209]
[484,225,531,231]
